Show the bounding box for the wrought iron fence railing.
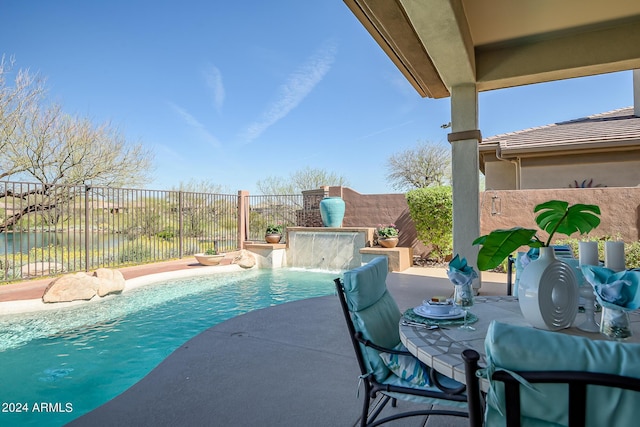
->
[247,194,322,243]
[0,181,314,283]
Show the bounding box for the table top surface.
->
[399,296,640,387]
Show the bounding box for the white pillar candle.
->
[604,241,625,272]
[579,241,599,266]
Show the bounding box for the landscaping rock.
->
[234,250,256,269]
[43,272,99,303]
[95,268,126,297]
[42,268,126,303]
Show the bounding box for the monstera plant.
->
[473,200,601,271]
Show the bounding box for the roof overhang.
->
[344,0,640,98]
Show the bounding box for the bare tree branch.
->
[0,59,155,231]
[257,166,349,195]
[385,142,451,191]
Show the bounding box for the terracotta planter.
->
[265,233,282,244]
[194,253,225,266]
[378,237,398,248]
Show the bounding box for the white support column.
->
[449,84,482,290]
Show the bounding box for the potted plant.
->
[376,223,399,248]
[473,200,601,271]
[474,199,601,331]
[194,247,225,266]
[265,224,284,244]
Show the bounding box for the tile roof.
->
[480,107,640,156]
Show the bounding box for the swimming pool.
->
[0,268,338,427]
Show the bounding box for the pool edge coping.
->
[0,264,251,316]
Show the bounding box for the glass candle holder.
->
[454,282,474,307]
[600,307,631,341]
[454,282,475,330]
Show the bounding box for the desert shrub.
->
[118,243,152,264]
[624,240,640,268]
[554,238,580,258]
[157,227,175,241]
[406,186,452,262]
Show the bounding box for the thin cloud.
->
[203,64,225,113]
[242,39,338,142]
[354,120,414,141]
[168,101,221,148]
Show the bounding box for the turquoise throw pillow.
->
[379,343,430,386]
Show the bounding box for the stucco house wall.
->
[483,153,517,190]
[480,107,640,190]
[519,152,640,189]
[480,187,640,243]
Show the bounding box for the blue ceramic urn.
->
[319,197,345,227]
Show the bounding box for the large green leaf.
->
[473,227,538,271]
[534,200,601,245]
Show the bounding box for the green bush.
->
[118,244,152,264]
[625,241,640,268]
[406,186,452,262]
[157,227,175,241]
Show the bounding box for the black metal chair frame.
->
[334,278,469,427]
[506,255,515,296]
[462,348,640,427]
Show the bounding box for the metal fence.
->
[245,192,323,241]
[0,181,313,283]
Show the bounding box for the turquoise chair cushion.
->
[484,321,640,426]
[379,343,429,386]
[350,291,402,382]
[343,256,399,382]
[343,256,389,311]
[342,256,467,408]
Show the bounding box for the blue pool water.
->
[0,268,337,427]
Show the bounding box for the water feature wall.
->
[286,227,374,270]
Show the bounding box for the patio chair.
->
[334,256,468,427]
[463,321,640,426]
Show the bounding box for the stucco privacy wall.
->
[304,186,639,262]
[480,187,640,243]
[337,187,431,258]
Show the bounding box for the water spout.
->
[287,228,369,271]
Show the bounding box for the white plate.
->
[413,305,464,320]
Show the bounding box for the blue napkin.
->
[521,247,539,266]
[447,254,478,286]
[581,266,640,311]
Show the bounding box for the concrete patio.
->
[12,262,508,426]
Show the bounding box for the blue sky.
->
[1,1,634,194]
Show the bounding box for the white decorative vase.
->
[518,246,579,331]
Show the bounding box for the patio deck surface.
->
[1,260,508,426]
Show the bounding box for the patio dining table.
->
[399,296,640,389]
